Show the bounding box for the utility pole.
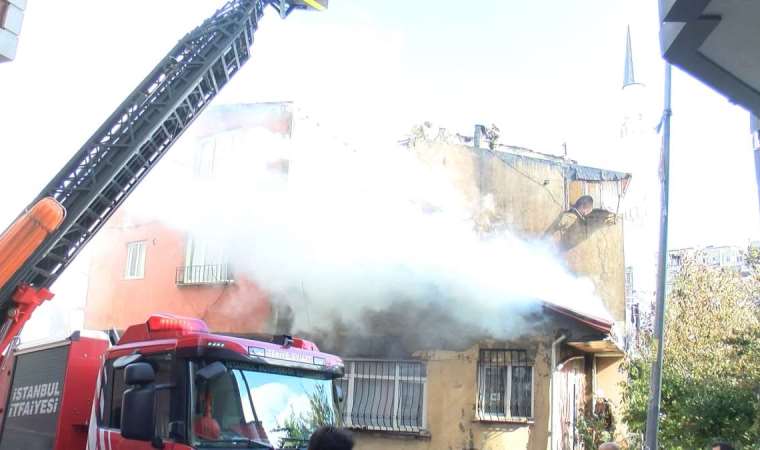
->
[644,62,672,450]
[751,114,760,215]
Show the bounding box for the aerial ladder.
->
[0,0,326,360]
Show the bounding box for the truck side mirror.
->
[195,361,227,383]
[125,362,155,385]
[121,362,157,442]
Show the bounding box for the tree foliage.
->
[278,384,337,449]
[577,398,616,448]
[622,248,760,449]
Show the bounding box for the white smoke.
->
[134,113,609,347]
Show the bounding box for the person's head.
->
[598,443,621,450]
[712,442,734,450]
[308,426,354,450]
[573,195,594,216]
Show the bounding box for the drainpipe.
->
[474,124,485,149]
[549,334,566,450]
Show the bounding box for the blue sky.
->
[1,0,759,338]
[2,0,756,249]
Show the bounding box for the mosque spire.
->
[623,25,638,88]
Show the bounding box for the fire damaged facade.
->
[312,130,632,449]
[84,106,632,449]
[326,307,622,450]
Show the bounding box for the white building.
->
[668,243,757,278]
[0,0,26,63]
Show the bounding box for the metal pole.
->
[755,147,760,215]
[644,62,672,450]
[751,114,760,215]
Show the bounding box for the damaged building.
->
[84,105,632,449]
[317,126,632,450]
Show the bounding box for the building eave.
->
[542,303,614,334]
[489,148,631,184]
[659,0,760,116]
[566,339,624,356]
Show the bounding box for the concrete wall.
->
[338,311,621,450]
[352,340,551,450]
[411,141,627,322]
[84,210,272,333]
[595,356,627,440]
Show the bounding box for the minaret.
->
[623,26,638,89]
[619,25,659,347]
[620,26,645,139]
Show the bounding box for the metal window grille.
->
[477,349,533,420]
[124,241,146,279]
[624,267,634,299]
[336,359,426,432]
[175,264,234,285]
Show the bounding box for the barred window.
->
[336,360,426,432]
[477,349,533,420]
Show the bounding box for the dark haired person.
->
[308,426,354,450]
[547,195,616,251]
[572,195,594,217]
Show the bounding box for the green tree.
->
[278,384,338,448]
[577,399,616,449]
[622,252,760,449]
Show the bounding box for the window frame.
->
[180,236,232,285]
[476,349,534,421]
[100,352,176,437]
[124,240,147,280]
[0,1,8,28]
[338,359,427,433]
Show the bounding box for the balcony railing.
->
[176,264,234,286]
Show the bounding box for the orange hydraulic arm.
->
[0,198,64,350]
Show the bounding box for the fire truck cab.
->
[0,314,343,450]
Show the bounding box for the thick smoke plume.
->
[137,114,607,355]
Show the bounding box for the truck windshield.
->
[191,363,336,449]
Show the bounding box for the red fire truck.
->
[0,1,341,449]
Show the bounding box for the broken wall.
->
[410,141,627,322]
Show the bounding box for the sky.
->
[0,0,759,337]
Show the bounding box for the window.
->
[177,237,232,285]
[624,267,634,299]
[336,360,426,432]
[0,1,8,28]
[109,366,127,427]
[105,355,172,438]
[124,240,146,279]
[189,364,334,447]
[477,349,533,420]
[194,139,217,177]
